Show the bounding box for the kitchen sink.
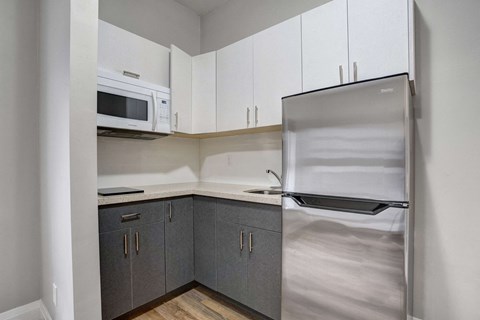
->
[244,189,283,195]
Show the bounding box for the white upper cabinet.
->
[302,0,349,91]
[192,52,217,134]
[348,0,410,82]
[253,17,302,127]
[170,45,192,133]
[98,20,170,87]
[217,37,254,132]
[166,0,415,135]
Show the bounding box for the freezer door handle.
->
[284,193,408,216]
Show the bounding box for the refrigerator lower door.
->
[282,196,411,320]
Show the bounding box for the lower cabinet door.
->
[246,227,282,320]
[99,229,132,320]
[194,196,217,290]
[131,222,166,308]
[165,197,194,292]
[216,220,248,305]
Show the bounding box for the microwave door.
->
[97,84,154,132]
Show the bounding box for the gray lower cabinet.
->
[99,196,280,320]
[99,201,165,320]
[165,197,194,292]
[246,227,282,320]
[216,220,248,305]
[216,199,282,320]
[131,222,166,308]
[99,229,132,320]
[193,196,217,290]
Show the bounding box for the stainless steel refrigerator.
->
[281,74,414,320]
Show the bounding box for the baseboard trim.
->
[39,302,52,320]
[0,300,51,320]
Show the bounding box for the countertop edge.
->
[97,187,282,207]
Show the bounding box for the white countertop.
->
[98,182,282,206]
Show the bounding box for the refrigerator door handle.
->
[284,193,408,216]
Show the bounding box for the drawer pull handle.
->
[124,234,128,257]
[121,213,141,222]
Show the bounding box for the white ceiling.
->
[175,0,230,16]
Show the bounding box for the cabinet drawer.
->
[216,199,281,232]
[99,201,165,233]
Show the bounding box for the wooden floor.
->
[133,286,255,320]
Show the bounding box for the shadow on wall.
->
[97,136,200,187]
[0,0,41,313]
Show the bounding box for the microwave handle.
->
[151,92,158,131]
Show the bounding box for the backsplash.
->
[199,131,282,187]
[97,136,200,188]
[97,131,282,188]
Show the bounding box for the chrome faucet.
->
[266,169,282,187]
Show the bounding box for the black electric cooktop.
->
[98,187,144,196]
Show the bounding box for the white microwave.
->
[97,70,171,139]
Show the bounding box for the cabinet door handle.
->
[353,62,358,82]
[339,65,344,84]
[249,232,253,253]
[174,112,179,130]
[240,230,244,251]
[124,234,128,257]
[246,107,250,128]
[135,232,140,254]
[168,202,172,222]
[123,70,140,79]
[254,106,258,127]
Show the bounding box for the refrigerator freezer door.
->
[281,196,408,320]
[282,74,411,201]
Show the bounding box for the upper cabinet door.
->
[98,20,170,87]
[302,0,349,91]
[170,45,192,133]
[253,17,302,127]
[192,52,217,134]
[348,0,409,82]
[217,37,254,132]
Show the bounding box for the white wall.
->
[200,132,282,187]
[413,1,480,319]
[39,0,101,318]
[39,0,75,316]
[0,0,41,313]
[99,0,201,55]
[201,0,331,53]
[98,136,199,188]
[69,0,102,319]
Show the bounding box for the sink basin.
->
[244,189,283,195]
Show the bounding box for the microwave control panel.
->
[157,98,170,123]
